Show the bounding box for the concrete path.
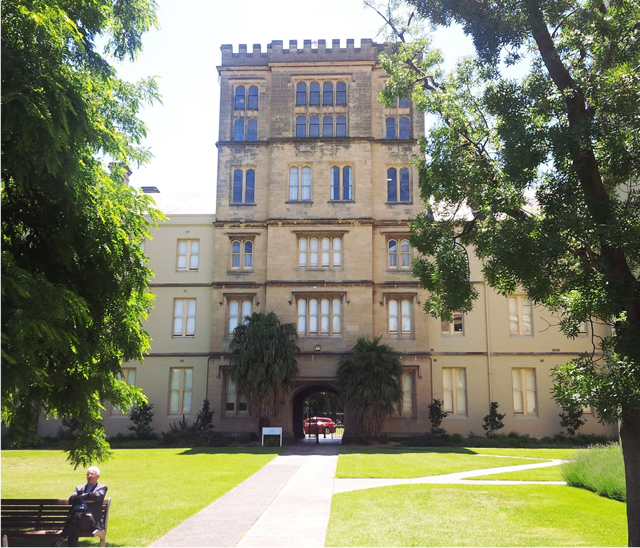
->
[151,440,340,548]
[151,445,564,547]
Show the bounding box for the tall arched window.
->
[232,169,243,203]
[401,239,410,267]
[388,299,412,335]
[247,86,258,109]
[388,240,398,267]
[399,117,410,139]
[336,116,346,137]
[309,116,320,138]
[343,166,352,200]
[387,168,397,202]
[289,166,299,201]
[296,82,307,105]
[234,86,245,109]
[323,82,334,105]
[309,82,320,105]
[228,300,252,333]
[247,119,257,141]
[244,241,253,268]
[400,168,410,201]
[323,116,333,137]
[386,117,396,139]
[401,373,413,415]
[245,169,255,203]
[296,116,306,137]
[231,240,241,268]
[336,82,347,105]
[233,119,244,141]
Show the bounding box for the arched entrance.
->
[291,383,341,439]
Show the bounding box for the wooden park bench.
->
[1,498,110,547]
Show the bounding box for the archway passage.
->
[291,383,342,439]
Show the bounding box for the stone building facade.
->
[37,39,616,440]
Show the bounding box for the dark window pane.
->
[323,116,333,137]
[336,82,347,105]
[248,86,258,109]
[245,170,255,203]
[309,116,319,138]
[296,83,307,105]
[399,96,410,107]
[399,117,410,139]
[309,83,320,105]
[233,119,244,141]
[400,168,410,201]
[386,118,396,139]
[296,116,306,138]
[387,168,397,201]
[331,166,340,200]
[235,86,245,109]
[336,116,346,137]
[232,241,240,253]
[343,166,352,200]
[233,170,243,203]
[323,82,333,105]
[247,119,257,141]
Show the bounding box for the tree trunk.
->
[621,407,640,547]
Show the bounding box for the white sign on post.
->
[262,427,283,447]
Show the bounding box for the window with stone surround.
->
[231,240,253,270]
[443,368,467,415]
[387,238,410,270]
[512,368,537,415]
[177,239,199,272]
[173,298,196,337]
[298,236,342,269]
[234,85,258,110]
[387,167,411,202]
[231,168,255,204]
[169,367,193,415]
[228,298,252,334]
[233,119,257,141]
[289,166,312,201]
[330,166,352,201]
[296,295,343,337]
[224,373,248,415]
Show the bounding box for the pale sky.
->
[113,0,474,201]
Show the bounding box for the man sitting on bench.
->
[53,466,107,547]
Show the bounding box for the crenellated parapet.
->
[220,39,389,67]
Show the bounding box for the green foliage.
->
[378,432,390,444]
[194,399,215,435]
[1,0,164,468]
[483,401,506,436]
[562,444,626,502]
[337,336,404,438]
[128,402,155,440]
[559,402,586,437]
[376,1,640,540]
[229,312,300,428]
[427,399,448,436]
[160,401,220,447]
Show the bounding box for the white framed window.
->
[111,367,137,415]
[442,368,467,415]
[393,372,414,417]
[512,368,537,415]
[298,237,341,269]
[289,166,312,201]
[441,312,464,335]
[173,299,196,337]
[330,166,353,200]
[388,299,413,336]
[177,240,199,271]
[231,240,253,270]
[297,297,342,337]
[388,238,410,269]
[225,375,248,415]
[169,367,193,415]
[228,299,252,334]
[509,296,533,335]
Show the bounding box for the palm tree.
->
[337,336,403,439]
[229,312,299,431]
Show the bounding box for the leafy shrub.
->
[482,402,505,436]
[427,399,448,436]
[128,402,155,440]
[355,431,371,445]
[559,402,586,436]
[562,444,625,502]
[378,432,390,444]
[159,401,222,447]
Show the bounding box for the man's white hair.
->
[88,466,100,475]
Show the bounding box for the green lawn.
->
[326,484,627,546]
[1,448,280,546]
[337,447,549,478]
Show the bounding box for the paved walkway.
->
[151,443,564,547]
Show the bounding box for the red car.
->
[303,417,337,435]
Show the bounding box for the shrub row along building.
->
[40,39,616,440]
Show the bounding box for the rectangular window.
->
[228,299,252,334]
[177,240,199,271]
[387,167,411,203]
[512,368,537,415]
[173,299,196,337]
[388,298,413,336]
[441,312,464,335]
[298,237,341,269]
[509,296,533,335]
[387,238,410,270]
[225,375,248,414]
[111,367,137,414]
[289,166,312,201]
[442,368,467,415]
[297,297,342,337]
[330,166,353,201]
[400,373,413,416]
[230,239,253,270]
[169,367,193,414]
[231,169,255,204]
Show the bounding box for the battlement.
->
[220,39,389,67]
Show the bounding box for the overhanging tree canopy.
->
[2,0,162,467]
[370,0,640,543]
